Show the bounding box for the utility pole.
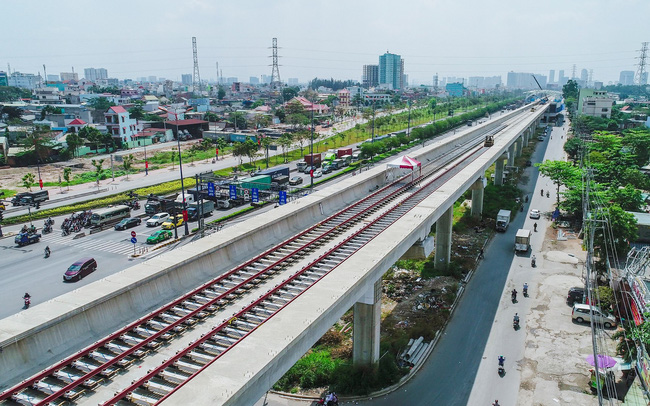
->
[310,108,314,191]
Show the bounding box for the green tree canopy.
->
[87,97,115,111]
[536,160,582,205]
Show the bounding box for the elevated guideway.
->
[0,104,547,406]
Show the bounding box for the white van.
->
[572,304,616,328]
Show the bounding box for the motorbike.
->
[44,247,51,258]
[24,297,31,309]
[133,201,140,210]
[513,316,520,330]
[511,290,517,303]
[43,223,52,234]
[540,189,544,196]
[534,223,537,232]
[546,191,550,198]
[523,285,529,297]
[498,357,505,375]
[531,256,536,268]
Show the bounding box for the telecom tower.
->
[636,42,648,85]
[270,37,282,90]
[571,64,577,79]
[192,37,201,96]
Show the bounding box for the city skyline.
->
[1,0,648,86]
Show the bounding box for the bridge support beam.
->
[522,130,529,148]
[400,236,435,260]
[515,138,523,158]
[507,144,515,167]
[434,205,453,272]
[470,177,486,217]
[494,154,507,186]
[353,279,381,366]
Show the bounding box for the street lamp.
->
[173,114,190,236]
[310,108,314,191]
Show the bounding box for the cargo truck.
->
[271,175,289,191]
[515,229,532,252]
[304,153,322,168]
[340,155,352,166]
[337,148,352,158]
[187,201,215,221]
[255,166,290,180]
[145,193,179,215]
[496,209,511,232]
[241,175,272,190]
[323,152,337,163]
[13,190,49,207]
[331,159,344,169]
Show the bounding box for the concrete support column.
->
[522,130,529,147]
[470,177,486,217]
[515,138,523,158]
[434,205,453,272]
[494,155,506,186]
[507,144,515,167]
[353,279,381,366]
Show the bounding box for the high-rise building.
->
[558,70,566,85]
[261,74,271,84]
[148,76,157,83]
[46,74,60,82]
[84,67,108,81]
[181,74,192,85]
[619,70,635,85]
[506,72,547,89]
[60,72,78,81]
[288,78,299,86]
[363,65,379,88]
[580,69,588,82]
[249,76,260,85]
[549,70,555,84]
[378,53,404,90]
[0,71,8,86]
[8,72,39,89]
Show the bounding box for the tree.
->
[0,86,32,102]
[563,136,583,161]
[65,132,83,158]
[204,112,220,122]
[79,126,104,153]
[128,106,145,120]
[562,79,579,101]
[40,105,63,120]
[122,154,134,180]
[1,105,23,121]
[243,139,260,165]
[360,142,381,160]
[294,130,310,156]
[591,204,637,270]
[22,173,35,191]
[91,159,105,182]
[282,87,299,103]
[63,167,72,191]
[278,133,293,163]
[429,98,437,110]
[231,142,246,169]
[217,86,226,100]
[609,184,643,211]
[260,136,273,168]
[22,127,55,163]
[536,160,582,205]
[229,111,247,130]
[87,97,115,111]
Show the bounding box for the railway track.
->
[0,110,533,406]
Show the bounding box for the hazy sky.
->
[2,0,648,85]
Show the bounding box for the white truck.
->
[515,228,532,252]
[496,209,511,232]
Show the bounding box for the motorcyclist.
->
[44,246,51,257]
[540,188,544,196]
[534,222,537,232]
[514,313,520,324]
[532,254,537,267]
[498,355,505,366]
[523,282,529,296]
[546,191,550,198]
[47,216,53,225]
[511,289,517,301]
[23,292,31,300]
[21,225,28,233]
[493,401,500,406]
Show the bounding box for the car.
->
[322,165,333,174]
[525,160,532,167]
[303,165,317,174]
[289,176,303,186]
[572,304,616,328]
[147,229,173,244]
[146,212,170,227]
[537,136,545,141]
[567,287,585,305]
[114,217,142,230]
[161,214,184,230]
[529,209,541,219]
[63,258,97,282]
[312,169,323,178]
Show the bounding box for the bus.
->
[90,205,131,227]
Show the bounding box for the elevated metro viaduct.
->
[0,104,547,404]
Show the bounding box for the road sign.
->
[243,189,250,201]
[279,191,287,205]
[229,184,237,200]
[131,231,136,238]
[131,237,137,244]
[207,182,215,197]
[251,188,259,203]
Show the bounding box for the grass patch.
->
[0,188,17,198]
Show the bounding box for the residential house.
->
[104,106,141,146]
[287,96,330,114]
[337,89,351,107]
